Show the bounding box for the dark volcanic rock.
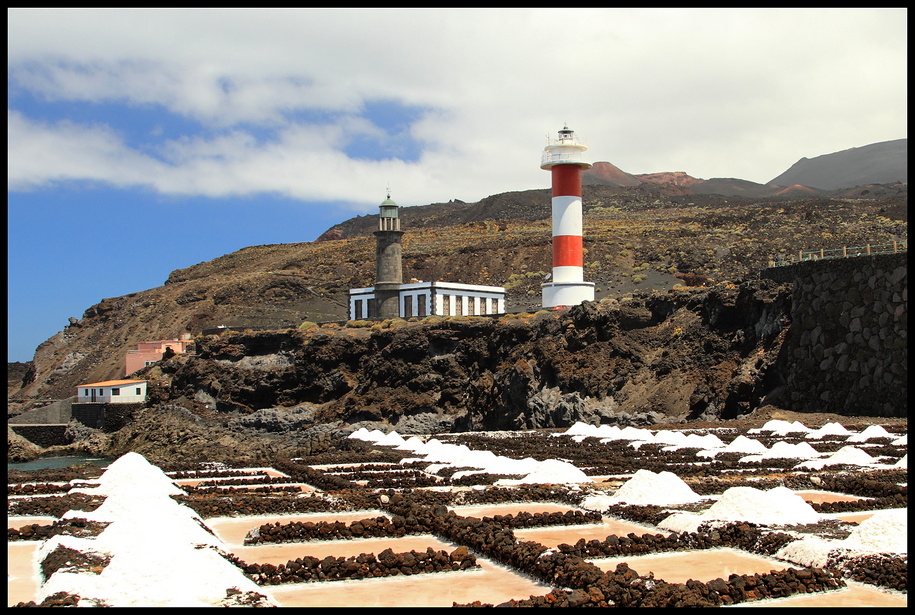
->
[8,425,41,462]
[156,279,791,431]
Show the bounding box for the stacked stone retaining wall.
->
[71,403,146,431]
[762,252,906,417]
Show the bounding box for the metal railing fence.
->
[769,241,907,267]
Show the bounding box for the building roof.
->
[78,379,147,388]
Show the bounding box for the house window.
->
[136,388,142,395]
[84,389,89,396]
[111,389,120,396]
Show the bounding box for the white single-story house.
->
[349,281,507,320]
[76,379,148,403]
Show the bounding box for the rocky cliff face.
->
[145,279,791,434]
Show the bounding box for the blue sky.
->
[7,8,907,362]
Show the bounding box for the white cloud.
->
[7,110,169,190]
[7,7,908,206]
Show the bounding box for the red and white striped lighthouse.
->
[540,125,595,308]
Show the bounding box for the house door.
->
[90,389,96,402]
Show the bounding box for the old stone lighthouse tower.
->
[348,193,507,321]
[373,192,403,318]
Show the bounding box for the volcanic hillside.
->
[9,178,906,411]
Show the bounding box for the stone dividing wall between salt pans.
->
[762,252,907,417]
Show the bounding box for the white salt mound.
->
[610,469,702,506]
[658,432,725,451]
[739,440,821,463]
[749,419,811,435]
[773,535,836,568]
[660,486,822,532]
[805,422,851,439]
[847,424,893,442]
[796,445,876,470]
[562,421,597,436]
[698,435,767,458]
[843,508,907,554]
[496,459,591,485]
[376,430,407,447]
[595,425,652,442]
[706,486,821,525]
[651,430,687,446]
[776,507,909,567]
[72,451,184,497]
[40,452,272,607]
[396,435,426,452]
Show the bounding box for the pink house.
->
[125,337,194,376]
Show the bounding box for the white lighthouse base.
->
[542,281,595,308]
